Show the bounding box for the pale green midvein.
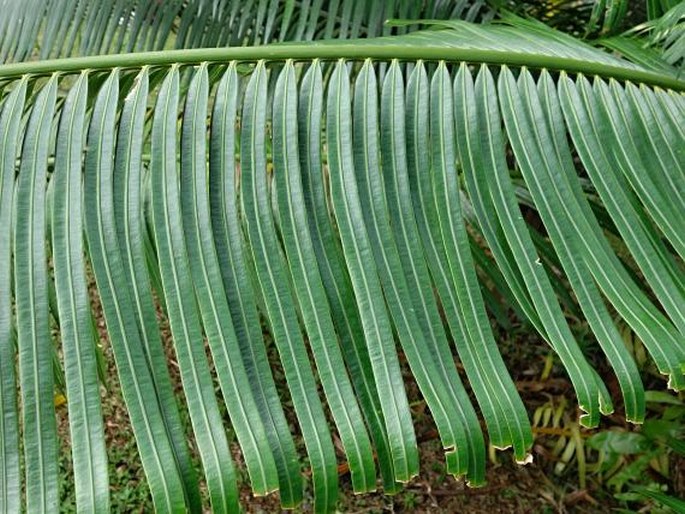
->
[27,76,51,514]
[121,71,156,422]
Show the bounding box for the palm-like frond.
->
[491,0,633,36]
[634,2,685,70]
[0,9,684,514]
[0,0,492,63]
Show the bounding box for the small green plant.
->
[586,393,685,511]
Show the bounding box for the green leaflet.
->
[0,77,25,514]
[623,83,684,209]
[1,0,489,63]
[353,59,473,480]
[452,67,545,338]
[457,64,643,423]
[498,66,613,426]
[380,60,485,484]
[466,229,526,328]
[592,80,685,327]
[608,95,683,219]
[52,71,109,513]
[14,75,58,514]
[406,62,531,462]
[429,63,534,457]
[179,63,280,498]
[652,88,685,146]
[558,73,685,390]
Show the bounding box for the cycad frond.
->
[0,0,492,63]
[0,15,683,514]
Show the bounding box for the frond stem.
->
[1,41,683,90]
